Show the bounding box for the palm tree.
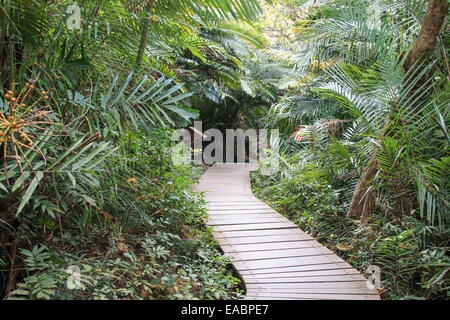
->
[346,0,448,222]
[132,0,262,66]
[264,0,449,226]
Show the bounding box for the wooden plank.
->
[205,194,255,198]
[241,269,361,278]
[205,194,256,197]
[198,182,245,186]
[245,281,368,290]
[204,191,250,193]
[207,219,287,226]
[200,186,245,190]
[226,247,334,261]
[206,198,257,202]
[215,235,315,246]
[206,201,266,205]
[243,275,364,284]
[207,208,274,213]
[244,293,379,300]
[212,228,313,239]
[243,296,314,300]
[201,181,247,184]
[243,274,367,283]
[207,203,272,208]
[207,206,273,211]
[239,264,355,275]
[207,208,276,214]
[201,188,246,192]
[213,222,297,232]
[205,201,261,205]
[206,198,266,202]
[208,213,278,219]
[233,257,348,271]
[202,191,249,194]
[246,287,378,295]
[207,216,289,226]
[220,240,324,252]
[207,215,284,221]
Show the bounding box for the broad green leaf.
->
[12,172,31,193]
[67,172,76,187]
[0,182,8,193]
[17,171,44,216]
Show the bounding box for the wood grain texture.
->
[195,163,380,300]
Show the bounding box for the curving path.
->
[195,163,380,300]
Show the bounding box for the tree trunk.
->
[1,0,9,89]
[136,0,154,66]
[347,0,448,221]
[403,0,448,88]
[347,119,389,219]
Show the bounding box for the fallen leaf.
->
[141,289,151,299]
[336,242,353,251]
[118,241,127,253]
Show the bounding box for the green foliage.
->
[249,0,449,300]
[253,152,339,222]
[0,0,260,300]
[4,128,242,300]
[252,149,449,300]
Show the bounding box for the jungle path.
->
[195,163,380,300]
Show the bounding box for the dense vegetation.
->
[0,0,264,300]
[251,0,449,300]
[0,0,448,300]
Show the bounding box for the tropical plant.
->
[251,0,449,300]
[0,0,262,300]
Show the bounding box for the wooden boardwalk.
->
[195,163,380,300]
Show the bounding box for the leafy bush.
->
[252,149,449,300]
[3,126,242,300]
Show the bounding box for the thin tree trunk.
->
[1,0,9,89]
[347,0,448,221]
[136,0,154,66]
[347,120,389,219]
[403,0,449,88]
[5,240,16,296]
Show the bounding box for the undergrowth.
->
[1,129,242,300]
[251,151,449,300]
